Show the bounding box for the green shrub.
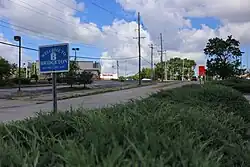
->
[0,84,250,166]
[0,88,250,166]
[10,78,31,85]
[154,84,250,122]
[211,78,250,93]
[0,79,7,86]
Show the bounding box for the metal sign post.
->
[52,72,57,112]
[39,43,69,113]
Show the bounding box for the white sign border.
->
[39,43,70,74]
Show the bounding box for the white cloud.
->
[0,33,32,65]
[0,0,249,76]
[0,0,101,43]
[100,20,153,75]
[112,0,250,75]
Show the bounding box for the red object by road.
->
[199,66,206,76]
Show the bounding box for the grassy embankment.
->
[0,81,250,166]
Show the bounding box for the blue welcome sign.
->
[39,43,69,73]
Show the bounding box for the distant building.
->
[100,73,118,80]
[77,61,101,80]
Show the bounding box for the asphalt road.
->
[0,81,192,123]
[0,80,129,93]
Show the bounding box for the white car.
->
[142,78,152,81]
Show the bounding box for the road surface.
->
[0,80,137,98]
[0,80,130,93]
[0,81,191,123]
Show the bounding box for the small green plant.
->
[31,74,39,83]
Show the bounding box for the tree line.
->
[124,58,196,81]
[0,34,245,86]
[0,58,94,88]
[126,35,245,81]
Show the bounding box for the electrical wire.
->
[55,0,83,13]
[89,0,134,20]
[1,1,147,62]
[9,0,135,41]
[88,0,136,39]
[75,55,138,60]
[141,56,151,64]
[0,40,140,60]
[0,41,38,51]
[0,20,101,49]
[9,0,80,27]
[36,0,68,15]
[90,1,116,16]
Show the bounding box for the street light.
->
[14,35,21,91]
[72,48,79,61]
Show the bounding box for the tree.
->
[31,74,38,83]
[77,71,93,88]
[65,61,80,87]
[204,35,243,79]
[0,57,15,80]
[118,76,126,82]
[155,58,196,80]
[141,68,152,79]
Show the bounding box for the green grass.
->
[0,84,250,166]
[210,78,250,93]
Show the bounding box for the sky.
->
[0,0,250,76]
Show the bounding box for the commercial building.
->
[77,61,101,80]
[100,73,118,80]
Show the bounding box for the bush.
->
[10,78,31,85]
[77,71,93,87]
[0,79,7,86]
[47,77,66,84]
[31,74,38,82]
[153,84,250,122]
[0,84,249,166]
[118,76,125,82]
[211,78,250,93]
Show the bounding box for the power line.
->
[0,40,141,61]
[89,0,134,20]
[0,20,101,49]
[141,57,151,64]
[87,0,135,40]
[0,41,38,51]
[53,0,133,39]
[9,0,119,40]
[55,0,83,13]
[9,0,79,27]
[7,0,134,43]
[90,1,115,16]
[74,55,138,60]
[36,0,68,15]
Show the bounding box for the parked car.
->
[191,76,197,81]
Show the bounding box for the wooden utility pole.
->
[160,33,163,82]
[164,52,167,81]
[247,48,249,72]
[182,59,185,81]
[133,12,145,85]
[125,60,127,77]
[149,44,154,80]
[137,12,142,85]
[116,60,119,78]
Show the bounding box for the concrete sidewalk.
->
[0,81,192,123]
